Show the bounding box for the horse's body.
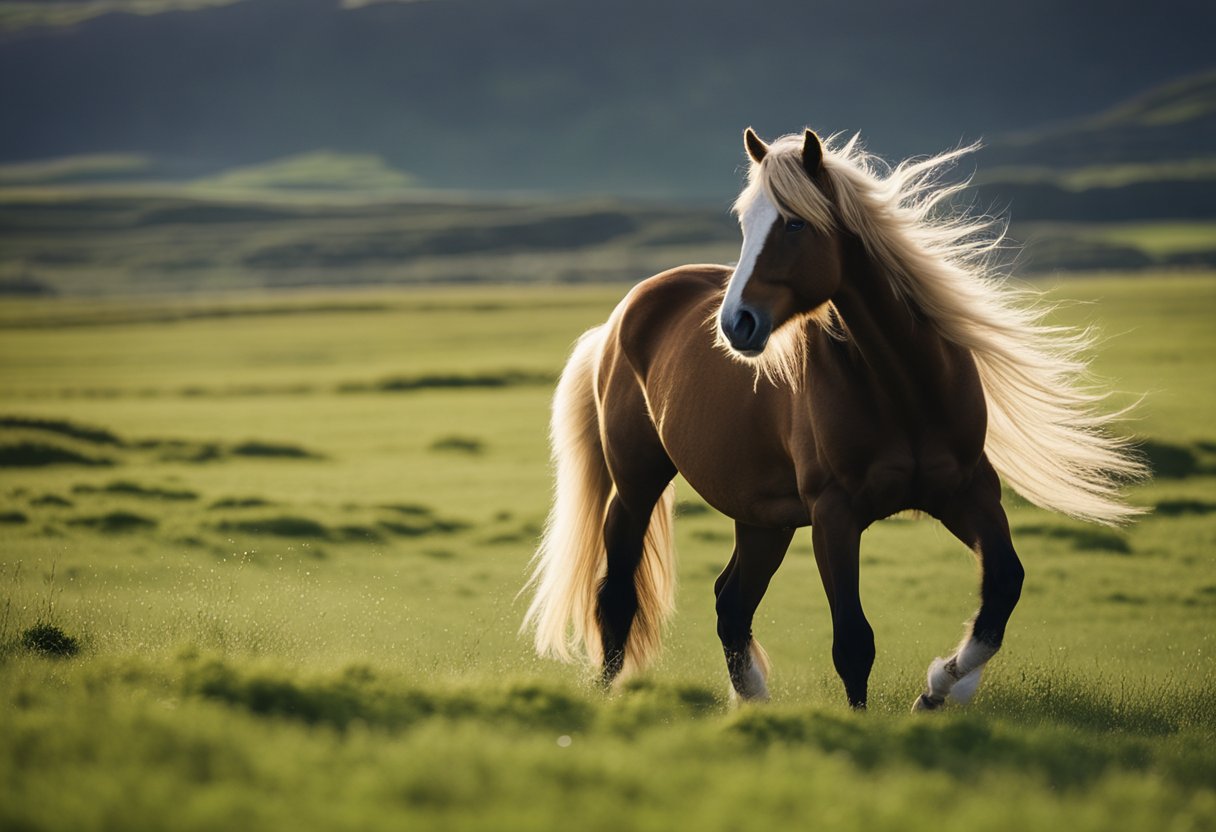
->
[614,262,987,529]
[523,129,1143,710]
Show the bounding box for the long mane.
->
[737,132,1146,526]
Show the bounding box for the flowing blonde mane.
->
[735,132,1146,526]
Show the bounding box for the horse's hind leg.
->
[715,522,793,701]
[598,377,676,686]
[598,485,671,684]
[914,459,1025,711]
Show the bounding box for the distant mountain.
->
[1,0,1213,198]
[971,71,1216,222]
[983,70,1216,170]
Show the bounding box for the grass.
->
[0,274,1214,830]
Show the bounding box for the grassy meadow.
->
[1,273,1214,830]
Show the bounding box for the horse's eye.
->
[785,218,806,233]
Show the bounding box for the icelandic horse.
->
[523,128,1143,710]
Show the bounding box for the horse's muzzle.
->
[722,304,772,356]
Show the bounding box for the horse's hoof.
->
[911,692,944,713]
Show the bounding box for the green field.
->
[1,274,1215,831]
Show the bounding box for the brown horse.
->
[523,128,1144,710]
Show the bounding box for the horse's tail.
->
[521,323,677,675]
[976,342,1147,527]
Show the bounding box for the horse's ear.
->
[802,129,824,177]
[744,127,769,164]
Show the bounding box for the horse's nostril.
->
[734,309,757,342]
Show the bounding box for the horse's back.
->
[614,264,731,377]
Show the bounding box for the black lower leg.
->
[715,523,792,698]
[812,492,873,709]
[831,611,876,709]
[597,496,650,685]
[970,536,1024,650]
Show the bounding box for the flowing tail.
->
[522,324,676,675]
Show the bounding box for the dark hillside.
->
[1,0,1212,197]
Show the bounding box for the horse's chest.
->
[805,373,977,517]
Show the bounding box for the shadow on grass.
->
[73,480,198,501]
[1135,439,1216,479]
[214,516,328,538]
[378,516,469,537]
[675,500,711,517]
[0,415,123,446]
[208,497,275,510]
[727,675,1215,790]
[229,441,321,460]
[1013,523,1132,554]
[67,510,157,532]
[429,436,485,455]
[379,503,434,517]
[1153,499,1216,517]
[338,371,553,395]
[30,494,73,507]
[181,658,595,734]
[0,441,114,467]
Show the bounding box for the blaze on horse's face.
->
[719,129,844,357]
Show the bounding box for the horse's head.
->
[718,128,844,357]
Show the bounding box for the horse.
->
[522,127,1144,711]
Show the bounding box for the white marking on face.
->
[720,191,779,328]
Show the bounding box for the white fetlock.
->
[926,656,956,700]
[730,640,771,703]
[948,665,983,704]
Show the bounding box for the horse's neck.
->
[826,252,944,402]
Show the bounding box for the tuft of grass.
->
[19,623,80,658]
[0,510,28,524]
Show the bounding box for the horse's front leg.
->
[914,459,1024,711]
[811,489,875,709]
[715,522,793,702]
